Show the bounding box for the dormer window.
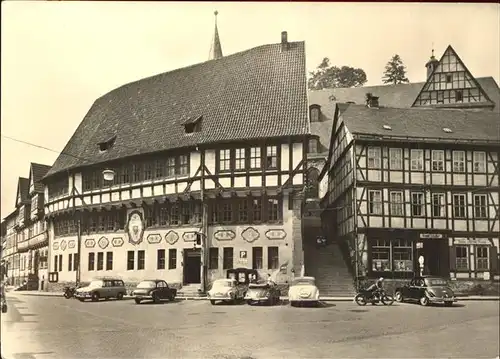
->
[308,138,319,154]
[183,115,203,134]
[309,105,321,123]
[98,136,116,153]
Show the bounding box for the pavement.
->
[1,292,499,359]
[11,290,500,301]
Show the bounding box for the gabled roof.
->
[339,104,500,144]
[15,177,30,207]
[29,163,52,194]
[308,76,500,149]
[45,40,309,179]
[412,45,495,109]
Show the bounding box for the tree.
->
[308,58,368,90]
[382,54,409,85]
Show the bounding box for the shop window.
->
[371,239,391,272]
[223,247,234,270]
[126,251,134,270]
[392,239,413,272]
[410,149,424,171]
[106,252,113,271]
[455,246,468,270]
[88,253,95,271]
[368,190,382,215]
[389,148,403,170]
[157,249,165,270]
[252,247,263,269]
[267,247,279,270]
[209,248,219,269]
[476,247,489,270]
[168,249,177,270]
[137,250,145,270]
[367,147,381,169]
[453,194,467,218]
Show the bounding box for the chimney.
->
[365,93,379,108]
[281,31,289,52]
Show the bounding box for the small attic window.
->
[309,105,321,123]
[442,127,453,133]
[183,115,203,134]
[383,125,392,130]
[98,136,116,152]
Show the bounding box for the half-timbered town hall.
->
[41,25,310,293]
[314,45,500,292]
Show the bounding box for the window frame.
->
[411,192,425,217]
[368,190,382,215]
[455,246,468,271]
[389,148,403,170]
[473,151,486,173]
[452,150,466,173]
[473,194,488,219]
[410,149,424,171]
[431,150,445,172]
[453,193,467,219]
[367,147,381,169]
[431,193,446,218]
[389,191,404,216]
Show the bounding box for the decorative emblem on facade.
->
[165,230,179,245]
[279,260,289,273]
[126,210,145,245]
[60,240,67,251]
[98,236,110,249]
[265,229,287,240]
[241,227,259,243]
[147,234,162,244]
[183,232,197,242]
[112,237,124,247]
[68,240,76,249]
[84,239,96,248]
[52,242,59,251]
[213,230,236,241]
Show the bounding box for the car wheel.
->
[117,293,124,300]
[152,293,160,304]
[134,298,142,305]
[78,298,85,302]
[91,292,100,302]
[210,300,216,305]
[290,301,296,307]
[419,296,429,306]
[246,300,253,306]
[444,301,453,307]
[395,291,404,302]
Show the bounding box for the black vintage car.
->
[131,279,177,304]
[394,276,456,307]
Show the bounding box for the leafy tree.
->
[308,58,368,90]
[382,54,409,85]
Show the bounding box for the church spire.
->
[425,45,439,79]
[209,10,223,60]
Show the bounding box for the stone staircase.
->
[304,242,356,297]
[177,284,206,298]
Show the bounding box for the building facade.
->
[1,163,51,289]
[42,29,310,292]
[319,46,500,286]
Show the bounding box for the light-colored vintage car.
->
[207,278,246,305]
[288,276,320,307]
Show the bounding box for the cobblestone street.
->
[1,293,499,359]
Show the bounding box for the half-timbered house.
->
[41,29,310,293]
[1,209,19,285]
[318,45,500,290]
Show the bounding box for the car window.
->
[157,282,164,288]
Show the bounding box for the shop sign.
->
[454,238,491,245]
[419,233,443,239]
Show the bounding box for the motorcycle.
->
[354,289,394,306]
[63,286,77,299]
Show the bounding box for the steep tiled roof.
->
[30,163,52,193]
[17,177,30,206]
[308,77,500,149]
[340,104,500,144]
[45,41,309,179]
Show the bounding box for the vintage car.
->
[74,277,127,302]
[244,283,281,305]
[207,278,246,305]
[131,279,177,304]
[288,276,320,307]
[394,276,456,306]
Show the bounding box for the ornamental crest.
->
[68,240,76,249]
[265,229,286,240]
[147,234,162,245]
[241,227,260,243]
[165,230,179,245]
[60,240,67,251]
[213,230,236,241]
[126,210,145,245]
[98,236,110,249]
[112,237,124,247]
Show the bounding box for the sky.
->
[1,2,499,219]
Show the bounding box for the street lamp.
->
[75,169,115,285]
